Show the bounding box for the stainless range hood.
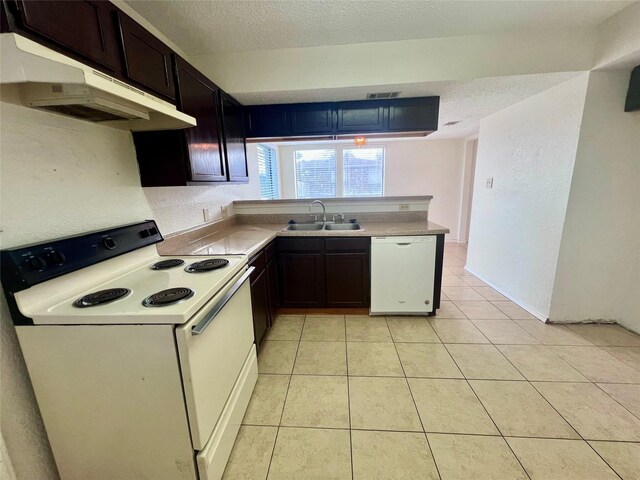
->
[0,33,196,131]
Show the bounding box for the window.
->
[342,147,385,197]
[294,149,337,198]
[257,145,280,200]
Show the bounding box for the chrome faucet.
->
[309,200,326,224]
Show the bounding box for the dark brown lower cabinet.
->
[266,256,279,320]
[325,253,369,307]
[249,240,278,350]
[278,253,325,307]
[249,266,269,348]
[277,237,370,308]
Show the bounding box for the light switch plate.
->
[485,177,494,189]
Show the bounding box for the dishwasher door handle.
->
[395,243,412,246]
[191,266,255,336]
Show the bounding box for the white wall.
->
[192,30,596,96]
[458,138,478,243]
[466,74,590,319]
[276,139,466,239]
[593,1,640,69]
[549,70,640,330]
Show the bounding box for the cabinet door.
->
[220,92,249,182]
[325,253,370,307]
[117,12,175,100]
[175,58,226,182]
[278,254,325,307]
[290,103,335,135]
[337,101,387,133]
[10,0,122,71]
[250,269,269,348]
[245,105,290,138]
[388,97,439,132]
[266,257,279,323]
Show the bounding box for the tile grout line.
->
[387,316,443,480]
[504,319,639,476]
[591,382,640,422]
[483,328,591,447]
[263,314,306,480]
[258,312,639,478]
[527,381,625,480]
[440,340,532,479]
[344,316,354,480]
[239,422,640,441]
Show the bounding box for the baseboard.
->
[463,265,549,323]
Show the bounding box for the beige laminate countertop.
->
[160,221,449,258]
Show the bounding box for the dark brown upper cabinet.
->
[220,92,249,182]
[291,103,336,135]
[336,101,387,133]
[245,97,439,138]
[116,12,175,101]
[132,56,228,186]
[4,0,122,72]
[175,57,226,182]
[245,105,291,138]
[388,97,439,132]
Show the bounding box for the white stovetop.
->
[15,246,248,325]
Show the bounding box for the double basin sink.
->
[285,223,363,231]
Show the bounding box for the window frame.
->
[257,144,280,200]
[293,147,338,199]
[341,146,386,198]
[292,144,386,198]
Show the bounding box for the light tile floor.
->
[223,243,640,480]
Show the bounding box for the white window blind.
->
[342,147,385,197]
[294,149,337,198]
[257,145,280,200]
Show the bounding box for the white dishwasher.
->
[370,236,436,315]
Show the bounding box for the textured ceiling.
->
[234,72,581,139]
[124,0,631,54]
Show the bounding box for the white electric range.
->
[1,221,257,480]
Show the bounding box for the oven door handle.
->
[191,266,255,336]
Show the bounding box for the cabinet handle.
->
[191,266,255,336]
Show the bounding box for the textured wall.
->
[277,139,466,239]
[466,74,589,318]
[143,144,260,234]
[549,71,640,330]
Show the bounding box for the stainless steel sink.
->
[285,222,363,231]
[285,223,324,231]
[324,223,362,231]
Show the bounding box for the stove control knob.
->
[103,237,116,250]
[26,255,46,272]
[49,250,66,266]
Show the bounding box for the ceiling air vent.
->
[366,92,400,99]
